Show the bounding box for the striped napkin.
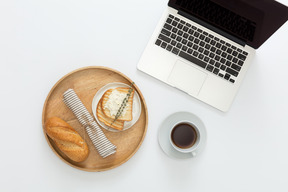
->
[63,89,116,158]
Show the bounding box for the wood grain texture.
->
[42,66,148,172]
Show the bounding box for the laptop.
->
[137,0,288,111]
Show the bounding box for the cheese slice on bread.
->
[101,87,134,121]
[96,98,125,130]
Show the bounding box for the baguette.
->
[101,87,134,121]
[45,117,89,162]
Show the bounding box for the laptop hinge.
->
[178,10,246,47]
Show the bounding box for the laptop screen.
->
[168,0,288,49]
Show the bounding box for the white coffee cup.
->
[169,121,201,157]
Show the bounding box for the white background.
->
[1,0,288,191]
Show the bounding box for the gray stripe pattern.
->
[63,89,116,158]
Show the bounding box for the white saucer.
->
[158,112,207,159]
[91,82,141,132]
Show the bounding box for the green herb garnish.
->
[111,82,135,126]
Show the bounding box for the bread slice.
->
[96,98,124,130]
[101,87,134,121]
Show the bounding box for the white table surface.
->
[1,0,288,191]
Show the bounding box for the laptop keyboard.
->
[155,14,248,83]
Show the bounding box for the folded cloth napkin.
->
[63,89,116,158]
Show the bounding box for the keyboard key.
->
[177,23,183,29]
[215,62,220,68]
[238,60,244,66]
[220,58,226,64]
[194,32,200,37]
[172,47,180,55]
[172,27,177,33]
[198,54,204,60]
[224,73,230,80]
[210,47,216,52]
[204,50,209,55]
[176,43,182,49]
[182,39,188,45]
[193,44,199,50]
[226,67,238,77]
[182,46,188,51]
[205,37,211,43]
[161,42,167,49]
[188,48,193,54]
[155,39,161,46]
[198,47,204,53]
[237,48,242,53]
[179,51,207,69]
[171,40,176,46]
[205,44,211,49]
[171,33,176,39]
[232,57,238,63]
[177,30,183,36]
[227,48,232,54]
[210,40,216,45]
[168,15,174,19]
[219,73,224,77]
[166,45,173,51]
[209,59,215,65]
[238,53,246,61]
[221,45,227,51]
[188,36,194,41]
[231,64,241,71]
[206,64,214,72]
[188,29,194,35]
[187,42,193,47]
[232,51,238,56]
[172,21,178,26]
[243,51,248,56]
[225,61,232,67]
[220,64,226,70]
[166,18,172,24]
[164,24,172,30]
[209,52,215,58]
[176,36,182,42]
[161,29,171,36]
[229,79,235,83]
[183,33,189,39]
[227,55,232,61]
[174,17,180,22]
[158,34,171,43]
[200,34,205,40]
[204,56,209,62]
[194,39,200,44]
[183,26,189,32]
[213,68,220,75]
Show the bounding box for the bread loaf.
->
[45,117,89,162]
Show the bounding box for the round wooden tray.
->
[42,66,148,172]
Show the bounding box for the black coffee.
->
[171,123,197,149]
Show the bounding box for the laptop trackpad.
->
[168,60,207,96]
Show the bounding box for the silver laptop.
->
[137,0,288,111]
